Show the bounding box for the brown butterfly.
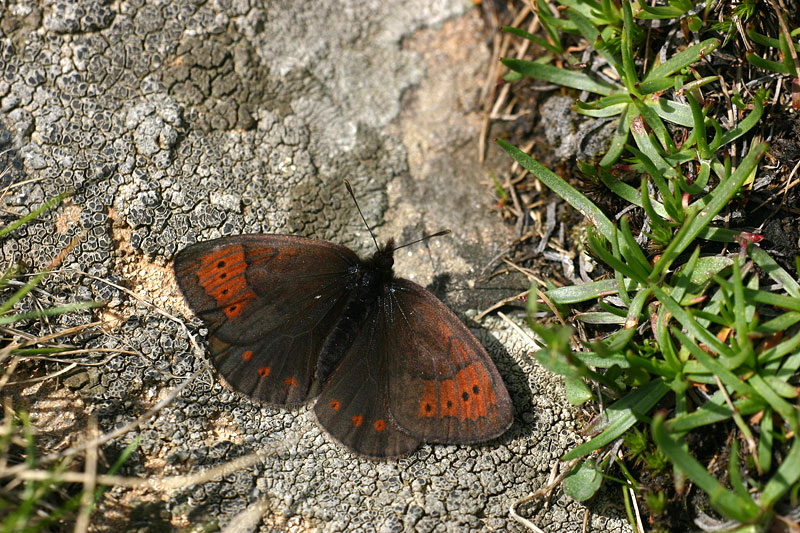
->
[173,186,513,457]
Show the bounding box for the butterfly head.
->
[370,238,395,273]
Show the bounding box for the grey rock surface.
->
[0,0,630,530]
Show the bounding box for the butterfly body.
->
[314,240,394,384]
[174,234,513,457]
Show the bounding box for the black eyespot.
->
[472,385,480,395]
[425,403,433,412]
[462,392,470,402]
[217,261,226,268]
[446,400,453,408]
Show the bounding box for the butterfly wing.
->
[173,235,360,405]
[384,279,513,443]
[313,303,421,457]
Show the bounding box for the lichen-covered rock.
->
[0,0,629,530]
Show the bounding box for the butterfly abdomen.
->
[314,262,387,385]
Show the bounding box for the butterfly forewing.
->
[314,305,420,457]
[384,279,513,443]
[174,235,360,404]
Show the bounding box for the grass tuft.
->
[499,0,800,528]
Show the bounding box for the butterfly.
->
[173,192,513,457]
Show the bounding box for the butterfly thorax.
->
[314,241,395,384]
[367,239,395,278]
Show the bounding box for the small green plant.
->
[0,409,139,531]
[499,0,800,529]
[502,1,737,167]
[624,428,669,473]
[746,23,800,77]
[0,190,122,530]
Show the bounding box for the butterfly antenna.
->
[394,229,451,251]
[344,179,380,251]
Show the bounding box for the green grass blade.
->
[588,229,648,285]
[501,26,562,55]
[535,0,567,51]
[617,216,653,279]
[732,256,748,348]
[653,143,767,279]
[501,59,618,95]
[562,378,671,461]
[636,4,688,19]
[669,245,701,304]
[668,394,764,431]
[749,244,800,298]
[728,438,756,504]
[653,284,733,356]
[0,193,70,240]
[575,312,627,324]
[565,8,620,70]
[620,1,640,95]
[758,408,773,473]
[574,101,629,117]
[670,327,755,397]
[0,271,49,315]
[631,97,676,153]
[600,104,636,166]
[746,52,791,74]
[0,301,102,326]
[498,139,615,238]
[748,374,797,424]
[644,39,721,81]
[719,94,764,146]
[638,77,677,95]
[653,413,762,523]
[649,206,699,280]
[630,118,679,181]
[761,423,800,508]
[650,97,694,127]
[545,278,639,304]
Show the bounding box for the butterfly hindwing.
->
[384,280,513,443]
[313,304,420,457]
[174,235,360,405]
